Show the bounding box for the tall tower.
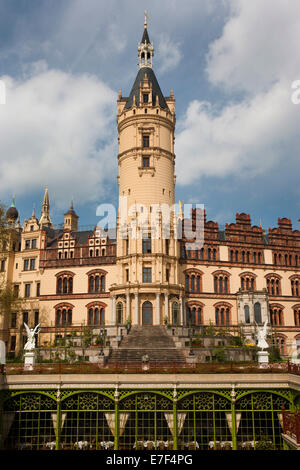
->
[110,17,184,326]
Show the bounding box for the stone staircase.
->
[108,325,186,364]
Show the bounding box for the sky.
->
[1,0,300,233]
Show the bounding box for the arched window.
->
[55,304,73,326]
[291,277,300,296]
[172,302,179,325]
[142,301,153,325]
[293,306,300,326]
[186,303,203,326]
[213,272,230,294]
[266,275,281,295]
[87,304,105,325]
[184,270,202,293]
[215,306,230,326]
[56,272,74,295]
[244,305,250,324]
[240,273,256,291]
[270,305,284,326]
[254,302,262,323]
[116,302,123,325]
[87,271,106,293]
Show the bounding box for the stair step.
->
[107,326,186,364]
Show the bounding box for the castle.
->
[1,20,300,360]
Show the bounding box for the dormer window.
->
[143,93,149,103]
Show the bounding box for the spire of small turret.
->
[138,13,154,69]
[39,186,53,228]
[141,11,151,44]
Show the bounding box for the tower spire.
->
[39,185,53,228]
[138,13,154,68]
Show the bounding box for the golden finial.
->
[144,11,148,29]
[179,200,183,212]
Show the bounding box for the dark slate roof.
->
[72,230,94,244]
[125,67,168,110]
[141,27,150,44]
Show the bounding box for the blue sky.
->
[1,0,300,233]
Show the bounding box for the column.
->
[134,293,139,325]
[55,394,61,450]
[173,399,178,450]
[126,293,130,320]
[179,296,184,325]
[110,295,116,324]
[231,401,237,450]
[164,293,169,321]
[156,293,160,325]
[114,390,119,450]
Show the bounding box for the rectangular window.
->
[125,238,129,255]
[126,268,129,282]
[34,311,39,326]
[30,258,35,270]
[25,239,30,250]
[24,284,31,298]
[10,336,16,351]
[165,239,169,255]
[142,156,150,167]
[23,311,28,325]
[143,267,152,283]
[142,237,151,254]
[11,312,17,328]
[36,282,40,297]
[0,259,5,272]
[142,135,149,148]
[143,93,149,103]
[166,268,170,282]
[24,259,29,271]
[13,284,19,298]
[31,239,37,249]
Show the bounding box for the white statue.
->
[255,320,269,350]
[24,323,40,351]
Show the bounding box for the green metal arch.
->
[59,389,115,403]
[177,389,232,404]
[235,389,293,404]
[118,389,173,403]
[2,390,57,406]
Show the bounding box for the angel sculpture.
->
[255,320,269,350]
[24,323,40,351]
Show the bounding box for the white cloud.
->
[0,64,117,208]
[156,33,182,74]
[176,0,300,186]
[206,0,300,93]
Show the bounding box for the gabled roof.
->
[125,67,168,110]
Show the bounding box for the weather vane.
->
[144,11,148,28]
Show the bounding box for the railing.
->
[39,256,116,268]
[287,360,300,376]
[2,360,288,375]
[282,406,300,443]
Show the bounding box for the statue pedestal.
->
[258,350,269,368]
[24,351,36,371]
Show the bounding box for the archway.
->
[142,301,153,325]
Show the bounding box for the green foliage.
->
[67,349,76,362]
[204,321,216,337]
[269,346,281,362]
[213,348,227,362]
[82,328,93,348]
[230,336,244,347]
[255,437,275,450]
